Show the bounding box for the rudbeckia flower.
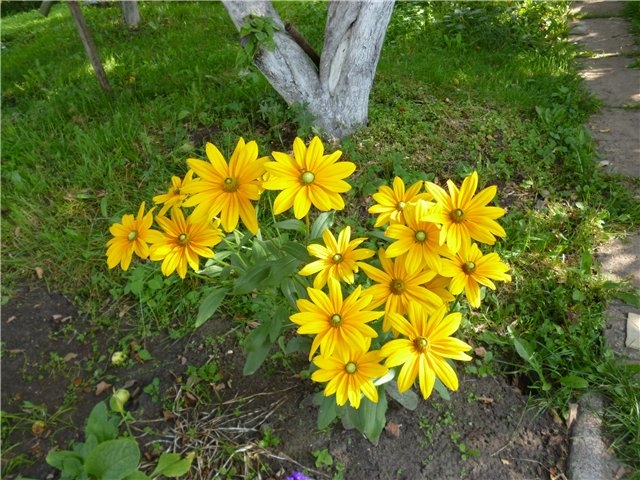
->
[440,241,511,308]
[149,207,224,279]
[359,249,443,332]
[290,278,382,360]
[182,138,267,234]
[381,303,472,400]
[153,170,199,216]
[368,176,431,227]
[106,202,160,270]
[423,171,506,253]
[311,344,388,409]
[384,200,449,274]
[263,136,355,219]
[298,226,375,289]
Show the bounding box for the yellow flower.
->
[149,207,224,279]
[359,249,443,332]
[311,345,388,409]
[182,138,267,234]
[440,241,511,308]
[384,200,449,274]
[423,171,506,253]
[290,278,382,360]
[298,226,375,289]
[368,177,430,227]
[153,170,199,216]
[262,136,355,219]
[106,202,159,271]
[381,303,472,400]
[423,274,456,304]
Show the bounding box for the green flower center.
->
[332,253,343,264]
[345,362,357,374]
[415,230,427,243]
[223,177,239,192]
[396,201,406,211]
[330,314,342,327]
[178,233,189,245]
[451,208,466,223]
[414,337,429,352]
[127,231,137,241]
[300,171,315,185]
[462,261,476,275]
[390,279,405,295]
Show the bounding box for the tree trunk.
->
[121,1,140,28]
[222,0,395,140]
[68,1,112,95]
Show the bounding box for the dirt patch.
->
[2,284,568,479]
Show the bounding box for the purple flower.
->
[285,472,312,480]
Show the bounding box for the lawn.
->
[2,1,639,478]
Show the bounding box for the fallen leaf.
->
[95,381,112,396]
[385,421,401,438]
[35,267,44,280]
[474,346,487,357]
[63,353,78,362]
[501,458,510,465]
[6,316,16,324]
[478,395,494,404]
[599,129,610,133]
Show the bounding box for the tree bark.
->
[222,0,394,140]
[121,1,140,28]
[68,1,112,95]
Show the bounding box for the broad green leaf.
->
[84,439,140,480]
[560,375,589,389]
[433,377,451,401]
[385,381,418,411]
[313,391,338,430]
[310,211,334,241]
[233,262,271,294]
[343,388,387,445]
[243,341,272,375]
[85,402,118,443]
[46,450,83,475]
[150,452,195,477]
[195,287,227,328]
[512,337,533,363]
[123,472,150,480]
[281,241,312,262]
[274,219,307,233]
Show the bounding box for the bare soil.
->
[2,283,568,480]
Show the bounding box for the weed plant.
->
[2,0,639,474]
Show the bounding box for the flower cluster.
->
[295,172,511,409]
[106,136,511,418]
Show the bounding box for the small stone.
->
[625,312,640,350]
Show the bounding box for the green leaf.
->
[46,450,84,476]
[433,376,451,401]
[243,341,272,376]
[310,211,335,241]
[274,219,307,233]
[512,337,533,363]
[313,391,338,430]
[85,402,118,444]
[150,452,195,478]
[281,241,312,262]
[195,287,227,328]
[84,439,140,480]
[560,375,589,389]
[233,262,271,295]
[385,381,418,411]
[342,388,387,445]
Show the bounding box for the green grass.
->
[2,0,640,474]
